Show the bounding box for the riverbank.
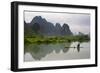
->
[24,35,90,44]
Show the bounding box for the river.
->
[24,42,90,62]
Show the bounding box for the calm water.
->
[24,42,90,62]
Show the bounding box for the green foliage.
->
[24,35,90,44]
[24,38,31,44]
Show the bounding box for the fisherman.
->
[77,43,80,52]
[77,43,80,48]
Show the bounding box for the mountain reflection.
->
[24,42,72,61]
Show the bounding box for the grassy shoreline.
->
[24,35,90,44]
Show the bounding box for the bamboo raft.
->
[64,47,83,48]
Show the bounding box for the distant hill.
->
[24,16,73,36]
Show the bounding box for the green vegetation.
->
[24,35,90,44]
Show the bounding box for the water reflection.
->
[25,43,72,60]
[24,42,85,61]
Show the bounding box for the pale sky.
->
[24,11,90,34]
